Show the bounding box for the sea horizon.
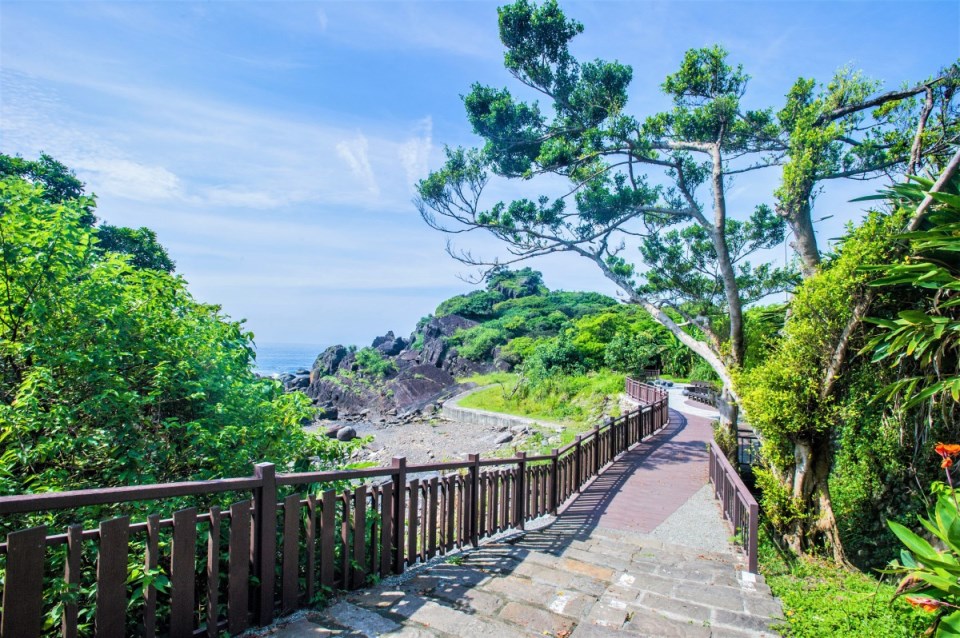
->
[253,342,327,376]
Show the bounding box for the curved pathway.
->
[272,394,783,637]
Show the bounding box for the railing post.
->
[550,449,559,515]
[594,429,601,475]
[252,462,276,627]
[515,452,527,530]
[748,501,759,573]
[391,456,406,574]
[574,436,583,492]
[468,453,480,546]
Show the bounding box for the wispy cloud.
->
[336,133,379,198]
[398,117,433,190]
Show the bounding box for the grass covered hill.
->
[295,267,705,422]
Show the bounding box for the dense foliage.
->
[0,173,349,501]
[0,152,175,273]
[738,167,960,572]
[432,267,701,381]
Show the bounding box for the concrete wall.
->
[441,387,564,432]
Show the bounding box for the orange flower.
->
[935,443,960,458]
[944,457,954,469]
[906,596,945,613]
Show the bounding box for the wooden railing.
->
[0,382,668,637]
[625,376,667,405]
[708,439,759,573]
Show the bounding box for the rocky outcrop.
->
[372,331,407,356]
[286,313,494,423]
[312,345,349,379]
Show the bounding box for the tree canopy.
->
[0,170,346,498]
[0,152,176,273]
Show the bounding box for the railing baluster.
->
[427,477,438,558]
[353,486,367,589]
[96,516,130,638]
[391,457,406,574]
[206,507,221,638]
[379,482,393,577]
[171,508,197,638]
[2,525,46,638]
[64,524,83,638]
[228,501,251,635]
[306,493,317,605]
[406,480,418,568]
[282,494,300,611]
[252,462,277,626]
[320,489,336,590]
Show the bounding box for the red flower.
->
[944,457,955,469]
[906,596,944,613]
[935,443,960,458]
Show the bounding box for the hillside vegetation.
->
[297,267,712,422]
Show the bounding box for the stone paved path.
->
[268,401,783,637]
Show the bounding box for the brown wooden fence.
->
[708,439,759,573]
[0,380,667,638]
[625,376,664,404]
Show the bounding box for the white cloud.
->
[74,157,183,201]
[336,133,379,197]
[316,8,328,32]
[399,116,433,189]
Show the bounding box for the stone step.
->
[269,524,782,638]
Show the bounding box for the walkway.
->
[269,399,783,637]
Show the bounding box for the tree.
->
[0,152,177,272]
[96,224,176,272]
[0,152,92,224]
[738,153,960,562]
[0,174,347,498]
[416,0,956,396]
[776,67,958,277]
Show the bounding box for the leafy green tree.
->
[0,152,91,222]
[416,0,954,396]
[0,175,346,497]
[776,67,958,276]
[96,224,175,272]
[737,156,960,563]
[604,332,659,376]
[0,152,177,272]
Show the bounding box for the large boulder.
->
[386,364,456,413]
[372,331,407,357]
[312,345,349,379]
[287,373,310,391]
[418,315,478,368]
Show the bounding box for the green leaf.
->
[939,610,960,636]
[889,520,945,565]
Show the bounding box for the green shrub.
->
[435,289,504,319]
[354,347,395,378]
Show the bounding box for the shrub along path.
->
[271,400,783,637]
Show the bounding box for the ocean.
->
[253,342,326,376]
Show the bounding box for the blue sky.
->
[2,1,958,348]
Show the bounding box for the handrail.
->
[708,439,758,573]
[625,377,667,405]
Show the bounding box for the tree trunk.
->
[790,201,821,279]
[785,434,849,565]
[709,144,746,366]
[776,183,821,279]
